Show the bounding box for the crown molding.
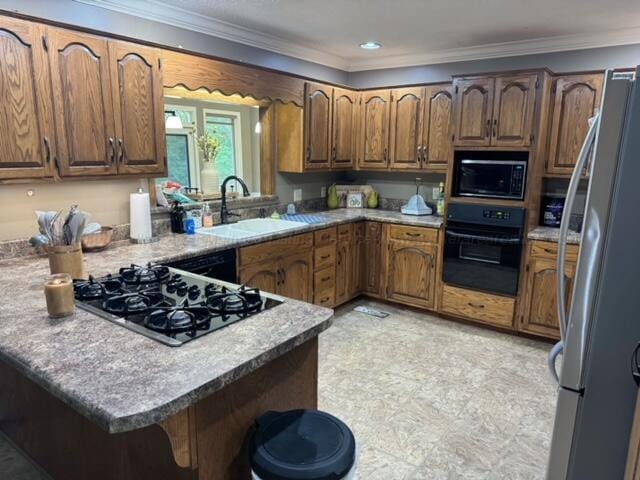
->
[348,27,640,71]
[74,0,640,73]
[73,0,350,70]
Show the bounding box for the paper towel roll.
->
[130,190,152,240]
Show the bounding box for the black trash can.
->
[250,410,357,480]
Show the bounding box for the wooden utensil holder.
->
[47,243,86,280]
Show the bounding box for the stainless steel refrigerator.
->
[546,66,640,479]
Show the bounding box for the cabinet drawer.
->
[238,233,313,266]
[314,245,336,270]
[530,241,579,262]
[314,227,336,246]
[314,287,335,307]
[441,285,515,327]
[337,224,352,242]
[389,224,439,243]
[314,267,335,293]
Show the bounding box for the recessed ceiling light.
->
[359,41,381,50]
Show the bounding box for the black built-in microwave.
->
[453,152,527,200]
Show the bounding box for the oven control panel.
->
[483,209,512,220]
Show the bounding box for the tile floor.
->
[0,298,558,479]
[318,299,557,479]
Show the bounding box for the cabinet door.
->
[304,82,332,170]
[238,260,278,294]
[521,257,575,338]
[364,222,382,295]
[0,18,55,180]
[547,74,604,176]
[491,74,538,147]
[389,87,423,170]
[386,239,437,309]
[331,88,357,169]
[335,240,350,305]
[350,222,366,297]
[48,28,117,176]
[422,84,453,171]
[358,90,390,169]
[453,77,494,146]
[280,250,313,302]
[109,41,166,175]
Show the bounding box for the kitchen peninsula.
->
[0,237,334,479]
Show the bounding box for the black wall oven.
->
[453,152,527,200]
[443,204,525,296]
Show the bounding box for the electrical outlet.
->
[293,189,302,202]
[432,187,440,199]
[320,186,327,198]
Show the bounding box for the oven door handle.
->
[446,229,522,244]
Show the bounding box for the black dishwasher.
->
[165,249,237,283]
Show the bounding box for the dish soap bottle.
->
[436,182,446,216]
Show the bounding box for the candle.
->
[44,274,75,318]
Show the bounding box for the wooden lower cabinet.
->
[280,251,314,302]
[386,238,437,309]
[519,241,578,339]
[363,222,383,295]
[238,234,313,303]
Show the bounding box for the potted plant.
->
[197,131,222,194]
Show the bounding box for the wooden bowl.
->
[81,227,114,251]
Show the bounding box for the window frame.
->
[202,108,244,181]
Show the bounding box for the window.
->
[204,110,242,181]
[160,105,197,188]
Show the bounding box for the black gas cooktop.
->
[73,264,284,346]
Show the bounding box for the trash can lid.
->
[250,409,356,480]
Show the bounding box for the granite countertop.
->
[0,208,440,435]
[527,226,581,245]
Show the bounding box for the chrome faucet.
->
[220,175,250,224]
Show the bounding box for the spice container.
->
[44,274,75,318]
[47,243,85,279]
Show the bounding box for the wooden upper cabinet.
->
[359,89,390,169]
[422,84,453,170]
[389,87,423,170]
[0,17,55,180]
[546,73,604,176]
[304,82,332,170]
[331,88,357,169]
[47,28,117,177]
[109,41,165,175]
[491,74,538,147]
[453,77,494,146]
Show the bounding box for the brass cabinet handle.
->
[421,145,427,163]
[417,145,423,163]
[332,145,337,162]
[405,232,421,238]
[468,302,485,309]
[117,138,125,164]
[492,119,497,137]
[485,119,491,138]
[320,254,330,260]
[43,137,51,163]
[306,145,311,162]
[108,138,115,164]
[384,147,388,163]
[321,276,331,282]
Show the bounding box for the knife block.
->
[47,243,86,280]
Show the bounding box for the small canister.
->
[44,273,75,318]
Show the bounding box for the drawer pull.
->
[544,248,555,254]
[320,254,330,260]
[468,302,485,309]
[322,297,330,303]
[321,276,331,282]
[405,232,421,237]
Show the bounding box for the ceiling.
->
[78,0,640,71]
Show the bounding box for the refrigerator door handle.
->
[548,340,564,384]
[556,113,600,342]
